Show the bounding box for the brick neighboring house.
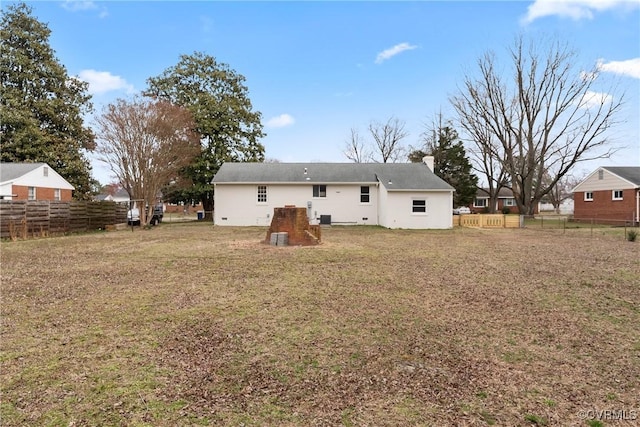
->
[572,166,640,225]
[0,163,74,201]
[471,187,537,214]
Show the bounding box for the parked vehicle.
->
[453,206,471,215]
[127,205,163,226]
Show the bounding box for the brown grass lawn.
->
[1,224,639,426]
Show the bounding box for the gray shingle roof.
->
[0,162,46,183]
[212,162,453,191]
[476,187,515,198]
[603,166,640,186]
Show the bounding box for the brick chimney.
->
[265,206,321,246]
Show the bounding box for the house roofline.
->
[572,167,640,193]
[212,181,379,185]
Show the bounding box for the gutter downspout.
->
[375,181,380,226]
[212,183,216,225]
[636,188,640,224]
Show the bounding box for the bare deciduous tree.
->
[456,114,510,213]
[343,128,371,163]
[451,36,624,215]
[369,117,409,163]
[95,97,200,225]
[343,117,409,163]
[542,172,583,214]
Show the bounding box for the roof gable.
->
[602,167,640,186]
[212,162,453,191]
[0,162,44,183]
[0,162,74,190]
[573,166,640,192]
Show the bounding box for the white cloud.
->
[598,58,640,79]
[578,90,613,109]
[375,42,418,64]
[266,114,295,128]
[522,0,639,24]
[61,1,108,18]
[77,69,134,95]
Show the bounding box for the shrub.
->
[501,206,511,214]
[627,230,637,242]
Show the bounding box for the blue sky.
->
[7,0,640,184]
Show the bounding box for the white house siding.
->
[214,183,379,226]
[574,169,635,192]
[379,191,453,229]
[0,183,12,197]
[12,165,74,191]
[377,184,389,228]
[24,166,73,189]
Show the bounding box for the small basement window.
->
[584,192,593,201]
[612,190,623,201]
[313,184,326,198]
[412,199,426,213]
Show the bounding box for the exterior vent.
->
[320,215,331,225]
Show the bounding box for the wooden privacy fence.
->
[0,200,128,239]
[453,214,523,228]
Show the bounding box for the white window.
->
[54,188,61,201]
[412,199,426,213]
[313,185,326,198]
[584,192,593,201]
[257,185,267,203]
[43,166,48,177]
[504,198,516,206]
[474,198,488,208]
[612,190,623,201]
[598,170,604,180]
[360,186,370,203]
[27,187,36,200]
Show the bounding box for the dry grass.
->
[1,224,639,426]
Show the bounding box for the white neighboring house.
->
[95,188,131,203]
[0,162,74,201]
[211,158,454,229]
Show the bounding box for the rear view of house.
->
[211,159,454,229]
[0,163,74,201]
[572,166,640,225]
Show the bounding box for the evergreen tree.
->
[1,3,95,199]
[409,122,478,208]
[145,52,265,218]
